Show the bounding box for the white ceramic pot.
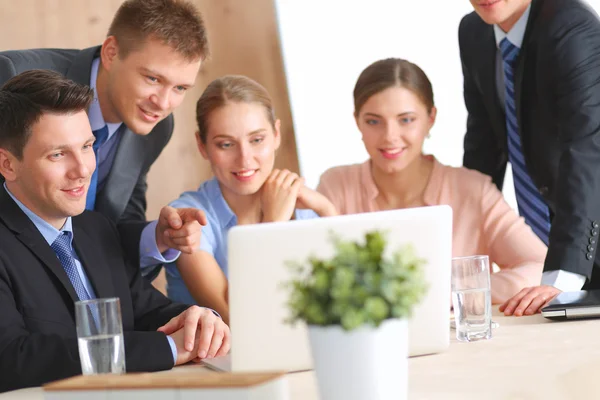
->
[308,318,408,400]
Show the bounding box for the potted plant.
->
[286,230,427,400]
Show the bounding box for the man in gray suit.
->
[0,0,209,274]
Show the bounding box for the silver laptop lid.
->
[227,206,453,372]
[542,290,600,319]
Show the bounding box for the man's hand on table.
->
[499,285,561,316]
[158,306,231,365]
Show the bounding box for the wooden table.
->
[3,308,600,399]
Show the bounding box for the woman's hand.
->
[261,169,304,222]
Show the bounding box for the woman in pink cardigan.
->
[317,58,546,305]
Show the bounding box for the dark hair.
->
[0,70,94,159]
[353,58,434,115]
[108,0,209,62]
[196,75,276,144]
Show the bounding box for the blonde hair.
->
[195,75,276,143]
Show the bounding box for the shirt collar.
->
[3,183,74,246]
[493,4,531,49]
[361,155,441,207]
[205,178,237,229]
[89,58,122,140]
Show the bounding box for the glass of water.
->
[451,255,492,342]
[75,297,126,375]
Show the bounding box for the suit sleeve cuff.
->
[541,270,587,292]
[139,220,181,270]
[166,335,177,366]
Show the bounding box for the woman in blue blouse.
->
[163,75,336,323]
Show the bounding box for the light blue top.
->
[4,183,177,365]
[164,178,318,305]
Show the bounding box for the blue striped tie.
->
[85,125,108,210]
[51,232,92,301]
[500,38,551,245]
[52,233,100,326]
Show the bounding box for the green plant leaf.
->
[364,296,389,323]
[284,230,428,331]
[341,308,366,331]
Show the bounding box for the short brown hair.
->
[108,0,209,61]
[196,75,276,144]
[0,70,94,159]
[354,58,434,115]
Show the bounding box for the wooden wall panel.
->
[0,0,299,293]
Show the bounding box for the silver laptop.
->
[541,290,600,320]
[203,206,452,372]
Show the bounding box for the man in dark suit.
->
[460,0,600,315]
[0,0,210,278]
[0,70,230,393]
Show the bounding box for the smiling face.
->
[356,86,436,175]
[198,101,281,198]
[100,36,202,134]
[1,111,96,229]
[470,0,531,32]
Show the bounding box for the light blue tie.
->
[85,125,109,210]
[51,232,92,301]
[500,38,551,245]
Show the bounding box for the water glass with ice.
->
[451,255,492,342]
[75,297,126,375]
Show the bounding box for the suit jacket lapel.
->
[479,28,502,110]
[0,187,79,303]
[515,0,541,155]
[474,23,508,152]
[95,126,146,221]
[65,46,101,85]
[72,218,116,299]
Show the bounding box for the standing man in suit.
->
[0,70,230,393]
[460,0,600,315]
[0,0,210,277]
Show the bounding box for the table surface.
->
[3,308,600,400]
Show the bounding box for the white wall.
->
[275,0,600,211]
